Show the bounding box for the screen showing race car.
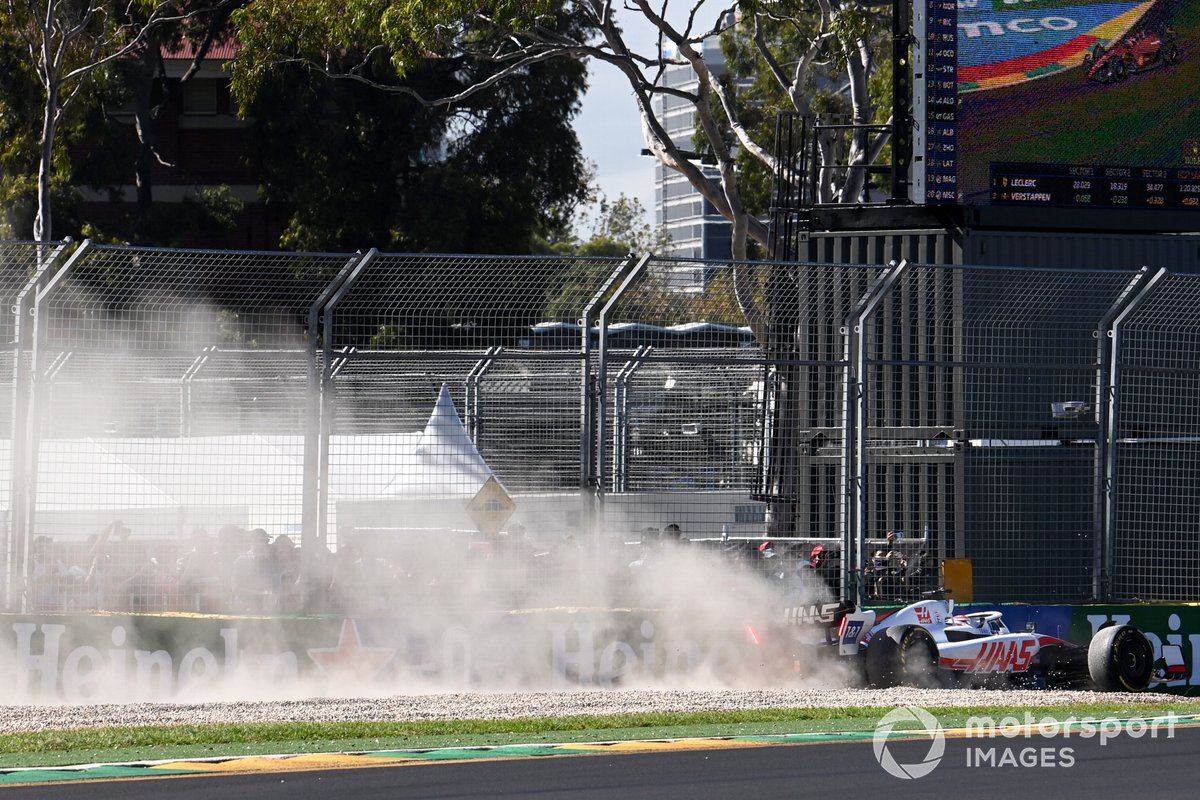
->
[912,0,1200,211]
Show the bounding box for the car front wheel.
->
[1088,624,1153,691]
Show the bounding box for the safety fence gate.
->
[1,240,1199,614]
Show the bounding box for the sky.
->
[568,3,725,239]
[569,7,673,239]
[572,60,657,237]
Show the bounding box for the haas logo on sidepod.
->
[961,639,1038,673]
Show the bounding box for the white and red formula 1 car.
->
[830,591,1186,692]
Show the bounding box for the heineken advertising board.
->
[1,605,1196,701]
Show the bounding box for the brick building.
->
[79,41,284,248]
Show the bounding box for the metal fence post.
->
[6,240,70,610]
[596,254,652,508]
[180,347,215,436]
[303,251,374,600]
[465,347,501,443]
[579,254,641,532]
[844,259,909,603]
[613,346,649,493]
[1093,268,1153,600]
[1097,266,1167,601]
[19,240,91,610]
[842,319,859,603]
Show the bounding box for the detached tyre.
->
[1089,624,1153,692]
[898,627,944,688]
[864,629,900,688]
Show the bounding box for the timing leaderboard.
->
[913,0,958,204]
[990,163,1200,210]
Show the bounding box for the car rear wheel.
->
[898,627,944,688]
[1113,59,1129,80]
[1088,624,1153,691]
[1165,43,1180,64]
[864,630,900,688]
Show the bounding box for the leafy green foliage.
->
[0,23,127,239]
[2,0,209,240]
[577,195,670,257]
[0,30,41,238]
[231,1,560,100]
[238,5,589,253]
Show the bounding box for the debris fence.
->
[1,241,1197,613]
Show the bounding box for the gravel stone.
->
[1,689,1195,735]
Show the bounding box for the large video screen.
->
[913,0,1200,211]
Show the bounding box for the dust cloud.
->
[1,301,855,704]
[3,522,857,704]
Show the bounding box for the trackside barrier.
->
[1,604,1196,701]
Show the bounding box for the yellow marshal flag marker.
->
[467,476,515,535]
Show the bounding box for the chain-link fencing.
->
[1,240,72,612]
[2,241,1198,614]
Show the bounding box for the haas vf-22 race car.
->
[833,593,1184,691]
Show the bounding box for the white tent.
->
[8,384,502,537]
[336,384,506,536]
[380,383,495,497]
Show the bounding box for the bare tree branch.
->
[8,0,225,239]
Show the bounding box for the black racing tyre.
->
[846,651,870,687]
[1088,624,1153,692]
[1113,59,1128,80]
[864,629,900,688]
[1165,43,1180,64]
[898,626,944,688]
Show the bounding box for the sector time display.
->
[914,0,1199,212]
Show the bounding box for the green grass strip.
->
[0,701,1196,770]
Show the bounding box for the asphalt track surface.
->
[3,724,1198,800]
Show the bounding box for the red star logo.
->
[306,619,395,681]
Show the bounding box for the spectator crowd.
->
[16,521,933,616]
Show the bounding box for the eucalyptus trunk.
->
[34,95,61,242]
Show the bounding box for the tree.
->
[234,6,590,253]
[231,0,892,332]
[242,57,454,251]
[0,21,123,239]
[3,0,211,241]
[718,8,893,212]
[118,0,246,237]
[577,194,669,257]
[0,24,43,237]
